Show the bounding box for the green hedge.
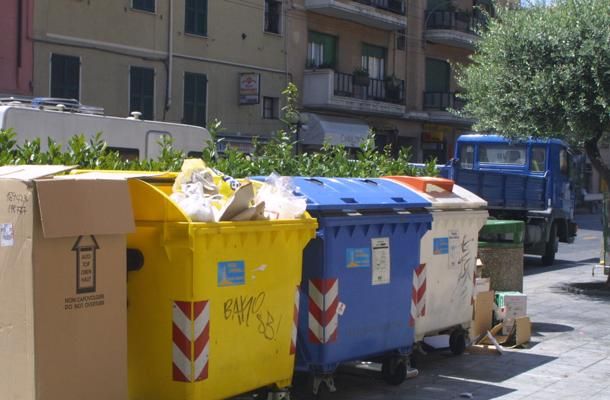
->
[0,127,437,178]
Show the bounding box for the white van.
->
[0,98,211,160]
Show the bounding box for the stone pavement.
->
[286,213,610,399]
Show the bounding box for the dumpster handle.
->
[127,248,144,272]
[360,179,378,185]
[305,178,325,185]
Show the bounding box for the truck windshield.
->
[479,144,526,166]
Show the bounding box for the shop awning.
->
[299,113,370,148]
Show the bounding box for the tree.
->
[457,0,610,185]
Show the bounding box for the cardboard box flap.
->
[63,171,170,180]
[0,165,75,181]
[35,178,135,238]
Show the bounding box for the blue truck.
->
[444,134,578,265]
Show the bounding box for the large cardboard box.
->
[0,165,133,400]
[470,290,495,340]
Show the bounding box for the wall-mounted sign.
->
[239,73,260,105]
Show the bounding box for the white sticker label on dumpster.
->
[449,230,460,269]
[371,237,390,285]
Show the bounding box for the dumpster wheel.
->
[381,356,407,385]
[449,330,467,355]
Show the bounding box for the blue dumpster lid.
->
[285,177,431,211]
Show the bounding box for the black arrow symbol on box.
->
[73,235,100,294]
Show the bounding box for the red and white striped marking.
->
[290,286,300,355]
[308,278,339,344]
[410,264,427,327]
[172,300,210,382]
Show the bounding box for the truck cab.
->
[449,134,577,265]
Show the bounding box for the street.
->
[287,212,610,400]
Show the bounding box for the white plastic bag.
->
[256,173,307,220]
[169,182,218,222]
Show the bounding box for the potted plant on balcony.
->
[352,67,370,86]
[384,74,402,102]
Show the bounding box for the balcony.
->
[303,69,406,116]
[424,91,465,111]
[423,91,472,125]
[304,0,406,30]
[424,10,487,50]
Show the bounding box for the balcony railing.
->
[425,10,487,34]
[335,71,405,105]
[423,92,465,111]
[354,0,406,15]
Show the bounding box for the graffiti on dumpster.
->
[452,235,475,303]
[223,292,282,341]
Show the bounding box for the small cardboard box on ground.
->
[0,165,133,400]
[496,292,527,335]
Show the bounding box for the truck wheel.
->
[541,223,558,266]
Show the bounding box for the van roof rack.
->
[31,97,81,112]
[0,96,105,116]
[0,96,34,106]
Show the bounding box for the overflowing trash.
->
[169,159,306,222]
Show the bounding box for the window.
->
[132,0,155,12]
[262,97,279,119]
[265,0,282,34]
[108,147,140,161]
[307,31,337,68]
[425,58,450,92]
[183,72,207,127]
[50,54,80,100]
[560,148,569,175]
[460,144,474,169]
[530,146,547,172]
[396,29,406,51]
[130,66,154,120]
[185,0,207,36]
[479,144,526,165]
[361,44,386,79]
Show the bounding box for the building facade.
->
[6,0,486,161]
[291,0,487,162]
[28,0,294,151]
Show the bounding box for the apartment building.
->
[290,0,414,154]
[415,0,491,163]
[3,0,485,161]
[22,0,296,152]
[291,0,488,161]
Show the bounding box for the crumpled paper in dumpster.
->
[169,160,306,222]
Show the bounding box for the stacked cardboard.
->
[0,166,131,400]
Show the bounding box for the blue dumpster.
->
[289,177,432,393]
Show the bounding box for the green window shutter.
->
[183,73,207,127]
[51,54,80,100]
[425,58,450,92]
[362,43,386,59]
[185,0,207,36]
[130,67,155,120]
[308,31,337,67]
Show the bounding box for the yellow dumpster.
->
[124,176,317,400]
